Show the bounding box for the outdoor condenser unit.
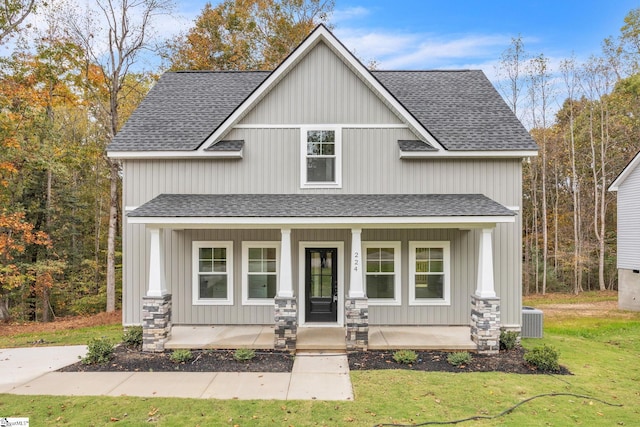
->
[521,306,544,338]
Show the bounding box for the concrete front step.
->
[296,327,346,351]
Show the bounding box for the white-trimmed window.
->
[192,241,233,305]
[242,242,280,305]
[301,127,342,188]
[409,241,450,305]
[363,242,401,305]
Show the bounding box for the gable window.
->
[409,241,450,305]
[301,127,342,188]
[363,242,401,305]
[192,241,233,305]
[242,242,280,305]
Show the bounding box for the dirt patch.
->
[0,311,122,336]
[60,345,295,373]
[535,300,635,319]
[348,348,571,375]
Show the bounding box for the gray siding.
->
[122,156,522,327]
[239,41,402,125]
[617,164,640,270]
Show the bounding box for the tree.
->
[0,0,37,44]
[496,35,528,121]
[66,0,173,312]
[166,0,334,71]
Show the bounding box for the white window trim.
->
[300,126,342,188]
[362,241,401,306]
[409,241,451,306]
[241,241,280,306]
[192,241,234,306]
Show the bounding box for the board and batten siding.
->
[238,41,403,126]
[617,163,640,270]
[122,152,522,326]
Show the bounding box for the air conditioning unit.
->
[521,306,543,338]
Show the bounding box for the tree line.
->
[496,10,640,295]
[1,0,636,322]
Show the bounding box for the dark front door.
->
[305,248,338,322]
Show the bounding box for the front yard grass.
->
[0,323,122,348]
[2,297,639,426]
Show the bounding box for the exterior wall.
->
[239,41,402,125]
[618,269,640,311]
[617,164,640,270]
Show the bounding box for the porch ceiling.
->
[128,193,515,228]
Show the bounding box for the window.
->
[362,242,401,305]
[409,241,450,305]
[242,242,280,305]
[301,127,341,188]
[192,241,233,305]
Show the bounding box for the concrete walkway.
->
[1,348,353,401]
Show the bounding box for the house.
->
[609,151,640,311]
[107,25,538,354]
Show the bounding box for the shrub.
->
[82,337,114,365]
[234,348,256,362]
[122,326,143,348]
[524,344,560,372]
[392,349,418,364]
[500,330,519,350]
[447,351,472,367]
[170,349,193,363]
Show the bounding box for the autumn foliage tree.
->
[166,0,334,71]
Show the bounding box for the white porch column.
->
[147,227,167,297]
[278,228,294,297]
[475,227,496,298]
[349,228,365,298]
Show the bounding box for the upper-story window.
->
[301,127,342,188]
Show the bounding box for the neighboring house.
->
[107,25,537,353]
[609,151,640,311]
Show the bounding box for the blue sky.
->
[170,0,640,79]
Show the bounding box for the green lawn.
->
[2,299,640,426]
[0,323,122,348]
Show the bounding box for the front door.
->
[305,248,338,322]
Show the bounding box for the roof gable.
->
[610,150,640,191]
[198,24,443,153]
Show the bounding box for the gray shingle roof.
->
[109,72,268,151]
[108,68,536,152]
[128,194,515,218]
[374,70,535,150]
[398,140,437,152]
[206,140,244,151]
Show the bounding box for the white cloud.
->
[330,6,370,24]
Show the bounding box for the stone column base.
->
[142,294,172,352]
[274,297,297,351]
[346,297,368,351]
[470,294,500,354]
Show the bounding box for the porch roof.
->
[128,193,515,228]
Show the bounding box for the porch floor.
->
[166,325,476,351]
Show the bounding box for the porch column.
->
[349,228,364,298]
[147,228,167,297]
[142,227,171,352]
[346,228,368,351]
[475,228,496,298]
[277,228,293,297]
[471,227,500,355]
[275,228,296,351]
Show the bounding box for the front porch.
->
[164,325,476,351]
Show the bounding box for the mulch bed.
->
[348,347,571,374]
[60,345,570,375]
[59,346,295,373]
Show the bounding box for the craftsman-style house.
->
[107,25,537,353]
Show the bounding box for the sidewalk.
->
[1,349,353,401]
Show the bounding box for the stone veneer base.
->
[346,297,368,351]
[142,294,172,352]
[470,294,500,354]
[274,296,297,351]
